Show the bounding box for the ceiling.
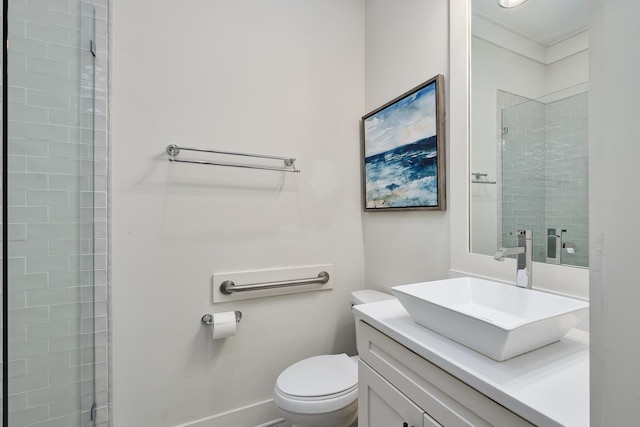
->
[472,0,589,47]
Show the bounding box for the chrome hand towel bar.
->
[166,144,300,173]
[220,271,329,295]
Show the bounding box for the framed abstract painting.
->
[361,75,446,211]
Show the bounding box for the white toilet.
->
[273,290,394,427]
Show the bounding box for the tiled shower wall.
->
[499,92,547,261]
[1,0,109,426]
[498,91,588,267]
[544,92,589,267]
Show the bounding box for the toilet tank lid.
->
[351,289,394,305]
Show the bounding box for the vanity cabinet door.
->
[357,320,534,427]
[423,413,443,427]
[359,360,433,427]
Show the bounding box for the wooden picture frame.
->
[361,75,446,211]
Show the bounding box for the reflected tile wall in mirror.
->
[499,91,588,267]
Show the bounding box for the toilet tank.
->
[351,289,394,306]
[351,290,394,354]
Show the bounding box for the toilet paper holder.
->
[201,311,242,325]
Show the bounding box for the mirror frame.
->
[448,0,588,299]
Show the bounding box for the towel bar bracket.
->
[167,144,180,157]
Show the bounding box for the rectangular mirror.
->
[469,0,589,268]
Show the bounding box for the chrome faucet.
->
[494,230,533,288]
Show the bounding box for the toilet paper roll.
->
[211,311,237,340]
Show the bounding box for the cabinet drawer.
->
[359,360,427,427]
[358,320,534,427]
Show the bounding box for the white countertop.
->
[354,299,589,427]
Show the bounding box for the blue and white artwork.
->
[363,79,441,209]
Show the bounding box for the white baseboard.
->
[175,399,285,427]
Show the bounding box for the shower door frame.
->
[3,0,9,421]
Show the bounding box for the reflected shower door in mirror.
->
[469,0,589,268]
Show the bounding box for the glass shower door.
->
[1,0,97,425]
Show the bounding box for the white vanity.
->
[354,299,589,427]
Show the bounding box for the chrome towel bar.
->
[166,144,300,173]
[220,271,330,295]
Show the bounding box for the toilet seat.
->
[274,354,358,414]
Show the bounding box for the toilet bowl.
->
[273,290,394,427]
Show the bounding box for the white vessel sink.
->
[391,277,589,361]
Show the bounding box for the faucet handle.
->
[563,242,577,254]
[510,229,532,239]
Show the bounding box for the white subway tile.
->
[9,273,48,291]
[27,89,70,110]
[9,17,28,37]
[50,303,83,321]
[28,0,71,12]
[8,391,28,411]
[28,156,82,174]
[8,104,48,123]
[6,404,49,426]
[9,340,49,360]
[50,74,82,94]
[26,189,70,206]
[27,288,70,307]
[10,36,47,56]
[26,21,75,46]
[50,11,79,30]
[8,155,26,172]
[26,320,71,341]
[9,206,48,223]
[8,223,28,241]
[10,2,49,24]
[26,254,70,273]
[26,352,72,374]
[9,86,27,103]
[27,55,71,76]
[50,335,82,353]
[29,384,76,408]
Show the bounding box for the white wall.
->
[363,0,451,292]
[589,1,640,424]
[110,1,365,425]
[110,1,640,426]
